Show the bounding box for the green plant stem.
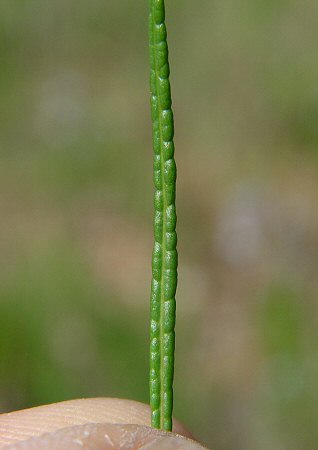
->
[149,0,177,432]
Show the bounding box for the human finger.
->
[0,398,195,448]
[2,423,208,449]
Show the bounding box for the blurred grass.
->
[0,1,318,449]
[0,242,149,406]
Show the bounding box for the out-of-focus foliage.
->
[0,2,318,449]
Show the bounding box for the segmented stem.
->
[149,0,177,432]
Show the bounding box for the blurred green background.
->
[1,1,318,449]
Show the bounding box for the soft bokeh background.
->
[1,1,318,449]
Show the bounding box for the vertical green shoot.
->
[149,0,177,432]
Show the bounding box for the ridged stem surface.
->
[149,0,177,432]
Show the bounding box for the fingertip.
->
[2,424,207,450]
[0,398,195,447]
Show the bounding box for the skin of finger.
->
[2,423,207,450]
[0,398,194,448]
